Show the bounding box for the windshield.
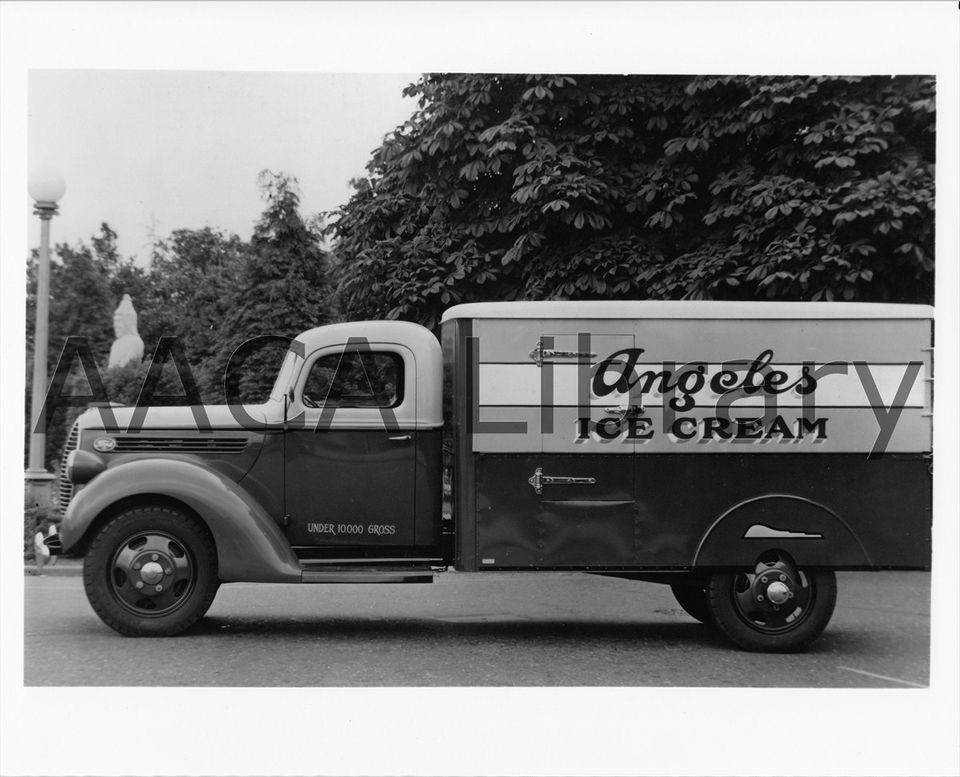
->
[269,348,303,402]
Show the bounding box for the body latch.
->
[527,466,598,495]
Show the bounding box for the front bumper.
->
[43,532,63,556]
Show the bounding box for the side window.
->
[302,351,403,408]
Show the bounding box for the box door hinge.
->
[528,336,596,368]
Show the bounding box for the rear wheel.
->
[83,506,219,637]
[707,551,836,652]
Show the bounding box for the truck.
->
[48,300,934,652]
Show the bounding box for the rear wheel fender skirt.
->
[62,458,300,582]
[693,494,872,568]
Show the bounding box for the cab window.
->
[302,351,403,408]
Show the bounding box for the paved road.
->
[23,570,929,687]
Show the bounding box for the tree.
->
[26,222,149,371]
[24,223,176,469]
[207,171,332,403]
[144,226,246,398]
[25,237,117,468]
[329,75,935,328]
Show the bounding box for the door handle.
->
[389,434,412,441]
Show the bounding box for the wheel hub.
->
[751,570,797,611]
[766,580,792,605]
[139,560,166,586]
[110,531,193,614]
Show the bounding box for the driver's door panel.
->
[283,429,416,545]
[283,345,417,548]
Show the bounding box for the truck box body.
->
[441,302,932,573]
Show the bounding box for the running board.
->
[299,564,436,584]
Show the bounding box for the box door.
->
[474,328,640,568]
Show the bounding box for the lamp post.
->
[26,171,66,508]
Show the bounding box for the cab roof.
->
[293,320,436,354]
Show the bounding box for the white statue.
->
[108,294,145,368]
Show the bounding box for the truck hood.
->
[76,402,274,433]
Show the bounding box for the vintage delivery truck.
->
[50,301,934,652]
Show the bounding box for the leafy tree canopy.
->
[146,226,247,373]
[329,74,935,328]
[207,170,332,403]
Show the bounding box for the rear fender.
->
[692,494,872,569]
[61,458,301,582]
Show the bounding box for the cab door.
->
[283,344,417,547]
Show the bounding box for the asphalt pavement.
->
[22,567,930,687]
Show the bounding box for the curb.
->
[25,559,83,577]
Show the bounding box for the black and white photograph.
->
[2,3,958,776]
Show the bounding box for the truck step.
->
[299,563,436,584]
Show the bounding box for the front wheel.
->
[83,506,220,637]
[707,551,837,653]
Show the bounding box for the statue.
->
[108,294,145,368]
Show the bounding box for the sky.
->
[29,70,418,263]
[2,3,959,777]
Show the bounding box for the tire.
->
[83,506,220,637]
[706,551,837,653]
[670,581,711,624]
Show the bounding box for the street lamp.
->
[26,170,66,508]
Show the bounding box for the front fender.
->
[692,494,872,569]
[61,458,301,583]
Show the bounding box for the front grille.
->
[57,421,80,514]
[111,436,249,454]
